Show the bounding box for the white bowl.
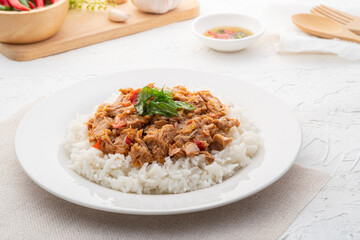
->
[191,13,265,52]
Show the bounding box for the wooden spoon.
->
[292,13,360,43]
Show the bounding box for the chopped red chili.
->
[125,136,132,145]
[204,27,252,40]
[129,89,141,105]
[93,140,102,150]
[113,118,127,129]
[193,140,205,151]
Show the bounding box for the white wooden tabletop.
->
[0,0,359,239]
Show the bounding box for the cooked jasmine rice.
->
[63,105,262,194]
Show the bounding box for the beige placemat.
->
[0,101,330,240]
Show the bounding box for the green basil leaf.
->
[135,102,145,115]
[134,85,194,117]
[175,101,195,111]
[147,101,179,117]
[135,86,153,115]
[137,86,153,102]
[163,89,173,98]
[153,87,172,102]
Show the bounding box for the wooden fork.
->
[311,5,360,35]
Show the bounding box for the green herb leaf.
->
[163,89,174,98]
[147,102,180,117]
[134,86,153,115]
[134,86,195,117]
[175,101,195,111]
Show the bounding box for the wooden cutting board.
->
[0,0,199,61]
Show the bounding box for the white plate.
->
[15,69,302,215]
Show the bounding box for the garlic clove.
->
[108,8,130,23]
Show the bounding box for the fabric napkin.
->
[263,1,360,60]
[0,102,329,240]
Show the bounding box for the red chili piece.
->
[29,1,35,8]
[34,0,43,7]
[223,30,234,34]
[93,140,102,151]
[0,0,11,7]
[193,140,205,151]
[214,34,229,39]
[8,0,29,10]
[129,89,141,105]
[125,136,132,145]
[113,118,127,129]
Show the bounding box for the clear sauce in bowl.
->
[204,26,253,40]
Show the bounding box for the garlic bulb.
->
[108,8,130,23]
[131,0,182,14]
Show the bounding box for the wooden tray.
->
[0,0,199,61]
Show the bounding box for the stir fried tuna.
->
[87,85,240,167]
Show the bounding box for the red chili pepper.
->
[224,30,234,34]
[93,140,102,151]
[34,0,43,7]
[129,89,141,105]
[193,140,205,151]
[113,118,127,129]
[0,0,10,7]
[125,136,132,145]
[217,34,229,39]
[8,0,29,10]
[29,1,35,8]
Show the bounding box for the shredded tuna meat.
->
[87,85,240,166]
